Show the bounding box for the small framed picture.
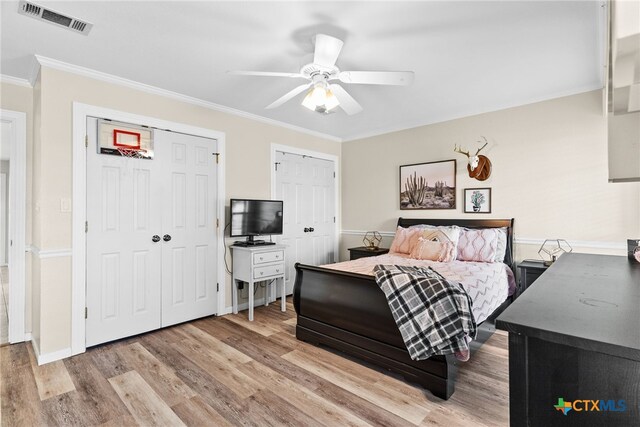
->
[464,188,491,213]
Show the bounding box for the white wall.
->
[341,90,640,262]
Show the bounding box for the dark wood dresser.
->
[496,253,640,426]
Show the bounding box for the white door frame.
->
[1,109,27,343]
[270,143,340,264]
[72,102,226,356]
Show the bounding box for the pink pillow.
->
[389,226,423,254]
[410,238,456,262]
[457,228,499,262]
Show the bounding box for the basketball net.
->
[117,147,147,159]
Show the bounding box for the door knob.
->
[163,234,172,242]
[152,235,160,243]
[304,227,310,233]
[309,227,315,232]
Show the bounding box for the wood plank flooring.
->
[0,298,509,426]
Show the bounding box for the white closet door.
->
[155,130,218,327]
[86,118,163,347]
[275,151,335,296]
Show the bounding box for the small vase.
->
[473,205,480,212]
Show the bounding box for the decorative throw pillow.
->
[410,237,456,262]
[389,226,423,254]
[421,226,461,249]
[457,228,499,262]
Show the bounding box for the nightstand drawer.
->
[348,246,390,260]
[253,263,284,279]
[253,251,284,265]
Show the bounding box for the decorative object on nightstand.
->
[628,239,640,263]
[348,246,389,260]
[362,231,382,250]
[538,239,572,266]
[516,260,549,297]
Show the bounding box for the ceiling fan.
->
[229,34,414,115]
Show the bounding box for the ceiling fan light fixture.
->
[302,82,340,113]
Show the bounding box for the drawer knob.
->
[276,269,280,273]
[260,272,264,275]
[259,257,263,260]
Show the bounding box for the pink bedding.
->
[322,253,515,324]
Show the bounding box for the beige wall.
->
[32,66,340,354]
[341,90,640,262]
[0,81,34,335]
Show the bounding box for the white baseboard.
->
[341,230,627,251]
[24,332,32,342]
[31,339,72,366]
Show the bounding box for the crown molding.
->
[0,74,32,88]
[32,55,341,143]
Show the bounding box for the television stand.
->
[230,244,287,321]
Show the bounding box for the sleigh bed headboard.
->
[396,217,515,271]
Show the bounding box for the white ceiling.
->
[1,1,605,141]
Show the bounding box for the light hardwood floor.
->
[0,298,509,426]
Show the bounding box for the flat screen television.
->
[230,199,283,244]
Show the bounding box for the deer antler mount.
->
[454,137,492,181]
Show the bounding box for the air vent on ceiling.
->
[17,0,93,36]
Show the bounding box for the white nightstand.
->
[230,244,286,321]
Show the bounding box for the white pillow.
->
[494,227,508,263]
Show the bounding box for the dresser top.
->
[497,253,640,361]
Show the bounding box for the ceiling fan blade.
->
[329,84,363,115]
[228,71,307,79]
[313,34,344,68]
[265,83,312,109]
[338,71,414,86]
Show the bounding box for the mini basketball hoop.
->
[117,147,147,159]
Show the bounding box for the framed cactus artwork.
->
[464,188,492,213]
[399,160,456,209]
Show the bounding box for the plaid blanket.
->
[373,265,477,361]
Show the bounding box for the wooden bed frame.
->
[293,217,515,400]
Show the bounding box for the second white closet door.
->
[155,130,218,327]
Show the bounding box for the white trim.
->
[342,229,395,237]
[270,143,340,260]
[72,102,227,356]
[25,332,32,341]
[27,245,72,259]
[514,238,626,251]
[31,339,72,366]
[1,109,27,344]
[0,74,32,88]
[342,230,627,251]
[35,55,341,143]
[224,297,270,315]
